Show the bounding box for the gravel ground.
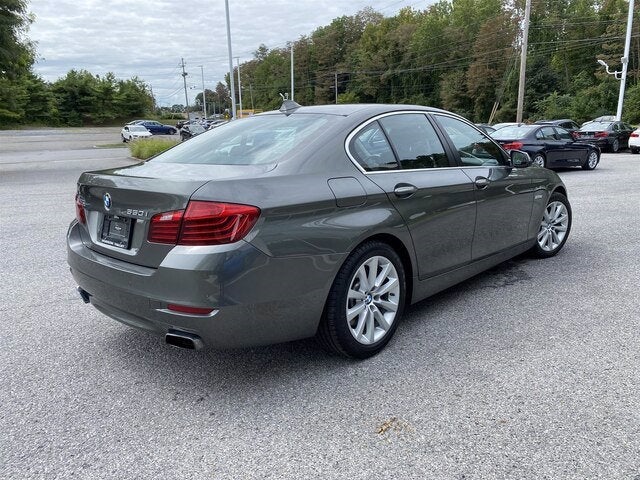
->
[1,129,639,479]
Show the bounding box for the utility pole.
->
[181,58,189,117]
[225,0,236,120]
[335,72,338,104]
[149,84,156,113]
[235,57,243,118]
[198,65,207,118]
[516,0,531,123]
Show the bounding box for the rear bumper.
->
[67,221,344,349]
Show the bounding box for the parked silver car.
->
[68,102,571,358]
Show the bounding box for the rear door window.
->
[378,114,450,170]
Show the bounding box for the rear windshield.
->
[152,114,330,165]
[491,125,535,140]
[581,122,612,130]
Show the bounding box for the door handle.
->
[393,184,417,198]
[474,176,489,189]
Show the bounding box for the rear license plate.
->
[100,215,133,249]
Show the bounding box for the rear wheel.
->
[582,150,599,170]
[318,241,406,359]
[611,138,620,153]
[530,193,571,258]
[631,147,639,154]
[532,153,546,168]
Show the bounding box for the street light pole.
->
[596,0,634,121]
[225,0,236,120]
[198,65,206,119]
[617,0,634,121]
[235,57,243,118]
[516,0,531,123]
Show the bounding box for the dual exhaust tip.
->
[76,286,204,350]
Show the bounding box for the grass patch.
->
[95,143,128,149]
[129,138,180,159]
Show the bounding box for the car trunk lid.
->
[75,161,274,268]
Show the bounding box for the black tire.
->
[611,138,620,153]
[631,148,639,154]
[532,153,546,168]
[121,135,127,143]
[317,241,406,359]
[582,150,599,170]
[530,192,572,258]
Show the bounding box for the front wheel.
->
[532,153,546,168]
[530,193,571,258]
[582,150,599,170]
[318,241,406,358]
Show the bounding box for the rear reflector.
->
[501,142,523,151]
[148,201,260,246]
[167,304,214,315]
[75,194,86,224]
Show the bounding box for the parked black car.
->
[491,124,600,170]
[535,119,581,138]
[179,123,206,141]
[575,120,634,152]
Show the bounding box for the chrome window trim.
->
[345,110,455,174]
[345,110,508,174]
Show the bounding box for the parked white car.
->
[121,125,152,142]
[628,128,640,154]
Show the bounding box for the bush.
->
[128,138,180,159]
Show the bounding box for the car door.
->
[431,114,535,259]
[348,112,476,279]
[551,127,588,166]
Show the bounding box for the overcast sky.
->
[28,0,429,107]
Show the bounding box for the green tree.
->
[0,0,35,79]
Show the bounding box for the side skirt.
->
[410,240,535,304]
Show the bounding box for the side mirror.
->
[510,149,532,168]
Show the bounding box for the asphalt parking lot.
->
[1,128,639,479]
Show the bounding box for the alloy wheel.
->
[346,255,400,345]
[537,201,569,252]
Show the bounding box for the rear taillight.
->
[75,194,86,224]
[148,201,260,246]
[148,210,184,244]
[501,142,523,150]
[594,131,608,138]
[631,133,639,137]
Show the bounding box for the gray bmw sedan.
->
[68,102,571,358]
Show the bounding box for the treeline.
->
[0,70,153,126]
[237,1,640,123]
[3,0,640,127]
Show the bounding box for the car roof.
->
[258,103,452,118]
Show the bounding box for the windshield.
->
[130,125,148,132]
[152,114,331,165]
[491,126,535,139]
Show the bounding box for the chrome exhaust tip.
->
[77,286,91,304]
[166,330,204,350]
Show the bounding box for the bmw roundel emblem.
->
[103,192,112,211]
